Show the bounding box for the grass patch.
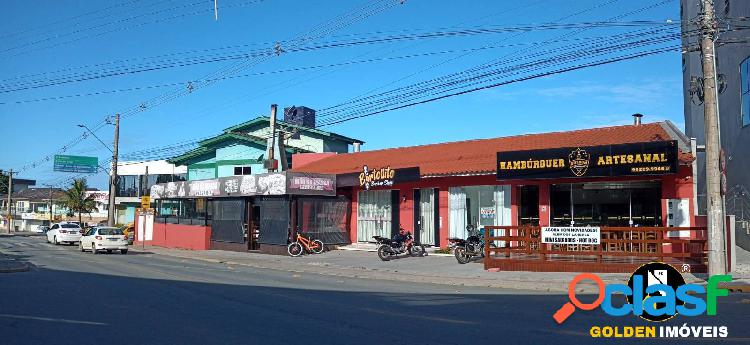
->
[432,247,453,254]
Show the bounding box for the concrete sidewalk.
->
[130,246,708,293]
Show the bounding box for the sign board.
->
[53,155,99,173]
[337,166,420,189]
[541,226,600,245]
[496,141,678,180]
[149,172,336,199]
[287,174,336,194]
[141,196,151,209]
[480,207,496,219]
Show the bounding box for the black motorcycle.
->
[448,225,489,264]
[374,229,425,261]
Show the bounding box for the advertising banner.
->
[541,226,601,245]
[150,172,335,199]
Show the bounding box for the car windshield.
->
[61,224,80,229]
[98,228,123,235]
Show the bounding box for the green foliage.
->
[0,170,8,195]
[432,247,453,254]
[58,179,98,225]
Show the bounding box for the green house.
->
[169,116,363,180]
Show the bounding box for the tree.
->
[59,179,98,225]
[0,170,8,195]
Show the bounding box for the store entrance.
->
[518,185,540,226]
[247,204,260,250]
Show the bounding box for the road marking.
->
[358,307,476,325]
[0,313,107,326]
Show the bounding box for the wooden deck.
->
[483,225,707,273]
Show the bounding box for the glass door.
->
[417,188,436,245]
[357,190,392,242]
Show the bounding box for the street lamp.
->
[78,118,120,227]
[77,124,113,154]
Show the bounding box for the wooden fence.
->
[483,225,707,273]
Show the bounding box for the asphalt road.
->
[1,236,748,345]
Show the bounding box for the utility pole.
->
[107,114,120,227]
[699,0,726,275]
[6,169,12,234]
[267,104,278,173]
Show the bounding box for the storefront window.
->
[550,181,661,227]
[449,185,511,239]
[155,199,208,225]
[357,190,392,242]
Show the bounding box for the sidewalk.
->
[131,245,707,293]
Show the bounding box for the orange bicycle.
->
[287,232,325,256]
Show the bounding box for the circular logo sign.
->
[626,262,685,322]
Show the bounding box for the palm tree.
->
[59,179,98,225]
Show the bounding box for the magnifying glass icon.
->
[553,273,605,324]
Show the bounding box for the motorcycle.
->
[448,224,489,264]
[375,228,426,261]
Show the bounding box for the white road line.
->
[0,313,108,326]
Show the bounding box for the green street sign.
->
[53,155,99,173]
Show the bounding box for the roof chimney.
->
[353,142,361,152]
[632,113,643,126]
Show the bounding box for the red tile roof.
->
[292,122,692,177]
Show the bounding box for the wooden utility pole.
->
[107,114,120,226]
[699,0,726,275]
[6,169,12,234]
[268,104,278,173]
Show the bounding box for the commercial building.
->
[681,0,750,248]
[168,115,363,180]
[115,160,187,225]
[136,108,363,253]
[290,118,723,272]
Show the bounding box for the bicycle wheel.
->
[311,239,325,254]
[287,242,304,257]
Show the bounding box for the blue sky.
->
[0,0,685,189]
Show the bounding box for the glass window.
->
[61,223,80,229]
[234,166,252,175]
[98,228,123,235]
[550,182,661,227]
[117,175,139,197]
[742,57,750,127]
[449,185,511,239]
[357,190,392,242]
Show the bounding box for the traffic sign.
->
[141,196,151,209]
[53,155,98,173]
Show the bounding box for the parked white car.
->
[46,222,83,245]
[79,227,128,254]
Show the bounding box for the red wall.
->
[346,165,696,249]
[134,217,211,250]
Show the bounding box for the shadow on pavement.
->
[0,265,748,345]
